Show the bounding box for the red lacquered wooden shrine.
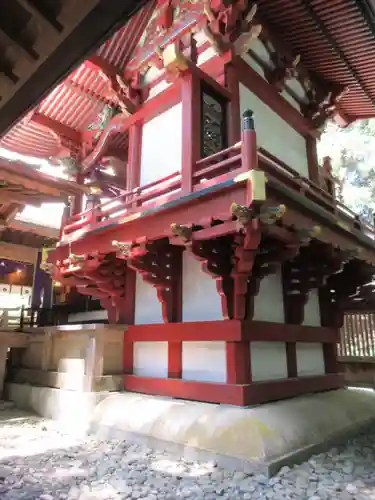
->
[6,0,375,407]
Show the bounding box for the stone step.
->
[0,400,15,411]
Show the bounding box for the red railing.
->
[61,132,375,241]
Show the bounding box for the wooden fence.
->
[339,312,375,358]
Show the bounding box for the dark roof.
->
[258,0,375,121]
[0,0,147,137]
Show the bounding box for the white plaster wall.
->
[296,343,325,377]
[140,103,182,187]
[68,310,108,323]
[182,341,226,383]
[134,274,163,325]
[239,83,309,178]
[133,341,168,378]
[253,270,285,323]
[182,252,223,322]
[303,289,321,327]
[250,342,288,382]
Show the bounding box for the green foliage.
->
[318,119,375,222]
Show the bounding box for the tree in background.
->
[318,119,375,223]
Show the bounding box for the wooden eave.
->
[0,0,148,137]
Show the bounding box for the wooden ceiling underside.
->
[0,158,87,228]
[0,0,147,137]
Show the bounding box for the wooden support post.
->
[181,72,201,194]
[72,174,84,216]
[59,201,71,240]
[128,123,142,207]
[168,342,182,379]
[225,64,241,145]
[306,136,320,185]
[226,341,251,384]
[241,109,257,172]
[0,345,8,398]
[323,341,339,374]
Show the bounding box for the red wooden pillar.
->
[323,341,339,374]
[181,72,201,194]
[59,201,71,240]
[225,63,241,145]
[282,267,298,378]
[128,122,142,206]
[168,248,183,378]
[241,109,257,172]
[71,173,84,215]
[306,136,320,185]
[226,341,251,384]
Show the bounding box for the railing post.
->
[128,123,142,208]
[181,72,201,194]
[59,200,71,240]
[20,306,25,330]
[241,109,257,172]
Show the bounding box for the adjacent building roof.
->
[0,0,148,138]
[1,0,375,162]
[0,158,86,228]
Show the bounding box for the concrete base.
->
[6,383,375,475]
[6,382,109,433]
[11,368,123,392]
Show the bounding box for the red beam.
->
[125,320,338,343]
[30,113,81,144]
[126,320,242,342]
[243,374,344,406]
[123,373,344,406]
[52,185,246,262]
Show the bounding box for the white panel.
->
[134,274,163,325]
[239,83,309,178]
[11,285,22,295]
[303,290,321,327]
[140,104,182,187]
[250,342,288,382]
[296,343,325,377]
[68,310,108,323]
[253,270,285,323]
[134,341,168,378]
[182,252,223,322]
[182,341,226,383]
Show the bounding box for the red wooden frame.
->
[123,373,344,406]
[123,320,343,406]
[233,56,315,138]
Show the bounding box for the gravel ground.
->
[0,407,375,500]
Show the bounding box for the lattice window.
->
[201,85,227,158]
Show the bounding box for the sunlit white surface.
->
[0,147,66,229]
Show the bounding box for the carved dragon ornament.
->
[203,0,262,55]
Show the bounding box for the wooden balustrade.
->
[61,109,375,241]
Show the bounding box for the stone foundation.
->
[6,383,375,475]
[7,323,125,393]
